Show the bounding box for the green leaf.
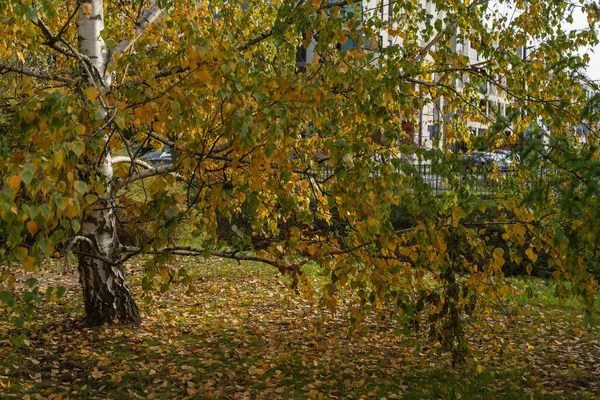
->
[72,141,85,156]
[71,219,81,233]
[13,333,29,346]
[38,239,50,253]
[85,194,99,204]
[20,163,37,185]
[1,291,16,307]
[74,181,88,195]
[23,291,42,304]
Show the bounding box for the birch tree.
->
[1,0,599,359]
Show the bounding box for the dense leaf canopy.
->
[1,0,599,359]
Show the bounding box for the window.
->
[428,124,440,140]
[296,46,307,71]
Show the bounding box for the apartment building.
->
[296,0,509,151]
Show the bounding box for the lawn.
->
[1,258,599,399]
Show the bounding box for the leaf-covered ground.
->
[1,259,599,399]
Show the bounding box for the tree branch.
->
[120,245,293,274]
[0,63,75,84]
[414,0,490,64]
[234,0,347,52]
[111,155,153,169]
[147,131,175,147]
[115,164,173,189]
[112,4,163,56]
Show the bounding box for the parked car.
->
[488,150,517,171]
[462,150,518,172]
[140,146,172,165]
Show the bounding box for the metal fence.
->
[313,163,518,197]
[412,163,517,196]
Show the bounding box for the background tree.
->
[1,0,598,360]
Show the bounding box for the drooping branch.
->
[120,245,296,276]
[0,63,75,84]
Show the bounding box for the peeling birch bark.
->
[75,0,165,325]
[78,199,141,325]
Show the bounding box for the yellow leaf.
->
[340,30,349,45]
[7,175,21,191]
[492,248,505,268]
[23,256,36,272]
[451,206,465,228]
[82,3,93,17]
[476,364,483,374]
[525,247,538,263]
[84,87,100,103]
[91,368,103,379]
[27,221,38,236]
[66,205,80,219]
[224,103,235,114]
[532,61,543,71]
[159,266,170,283]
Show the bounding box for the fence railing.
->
[313,163,519,197]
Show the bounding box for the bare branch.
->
[86,107,119,144]
[121,245,293,274]
[111,156,153,169]
[113,4,163,56]
[0,63,75,84]
[115,164,173,189]
[55,3,81,40]
[147,131,175,147]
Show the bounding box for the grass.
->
[1,258,599,399]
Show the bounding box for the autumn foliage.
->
[0,0,599,363]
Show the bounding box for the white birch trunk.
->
[75,0,148,325]
[76,0,112,88]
